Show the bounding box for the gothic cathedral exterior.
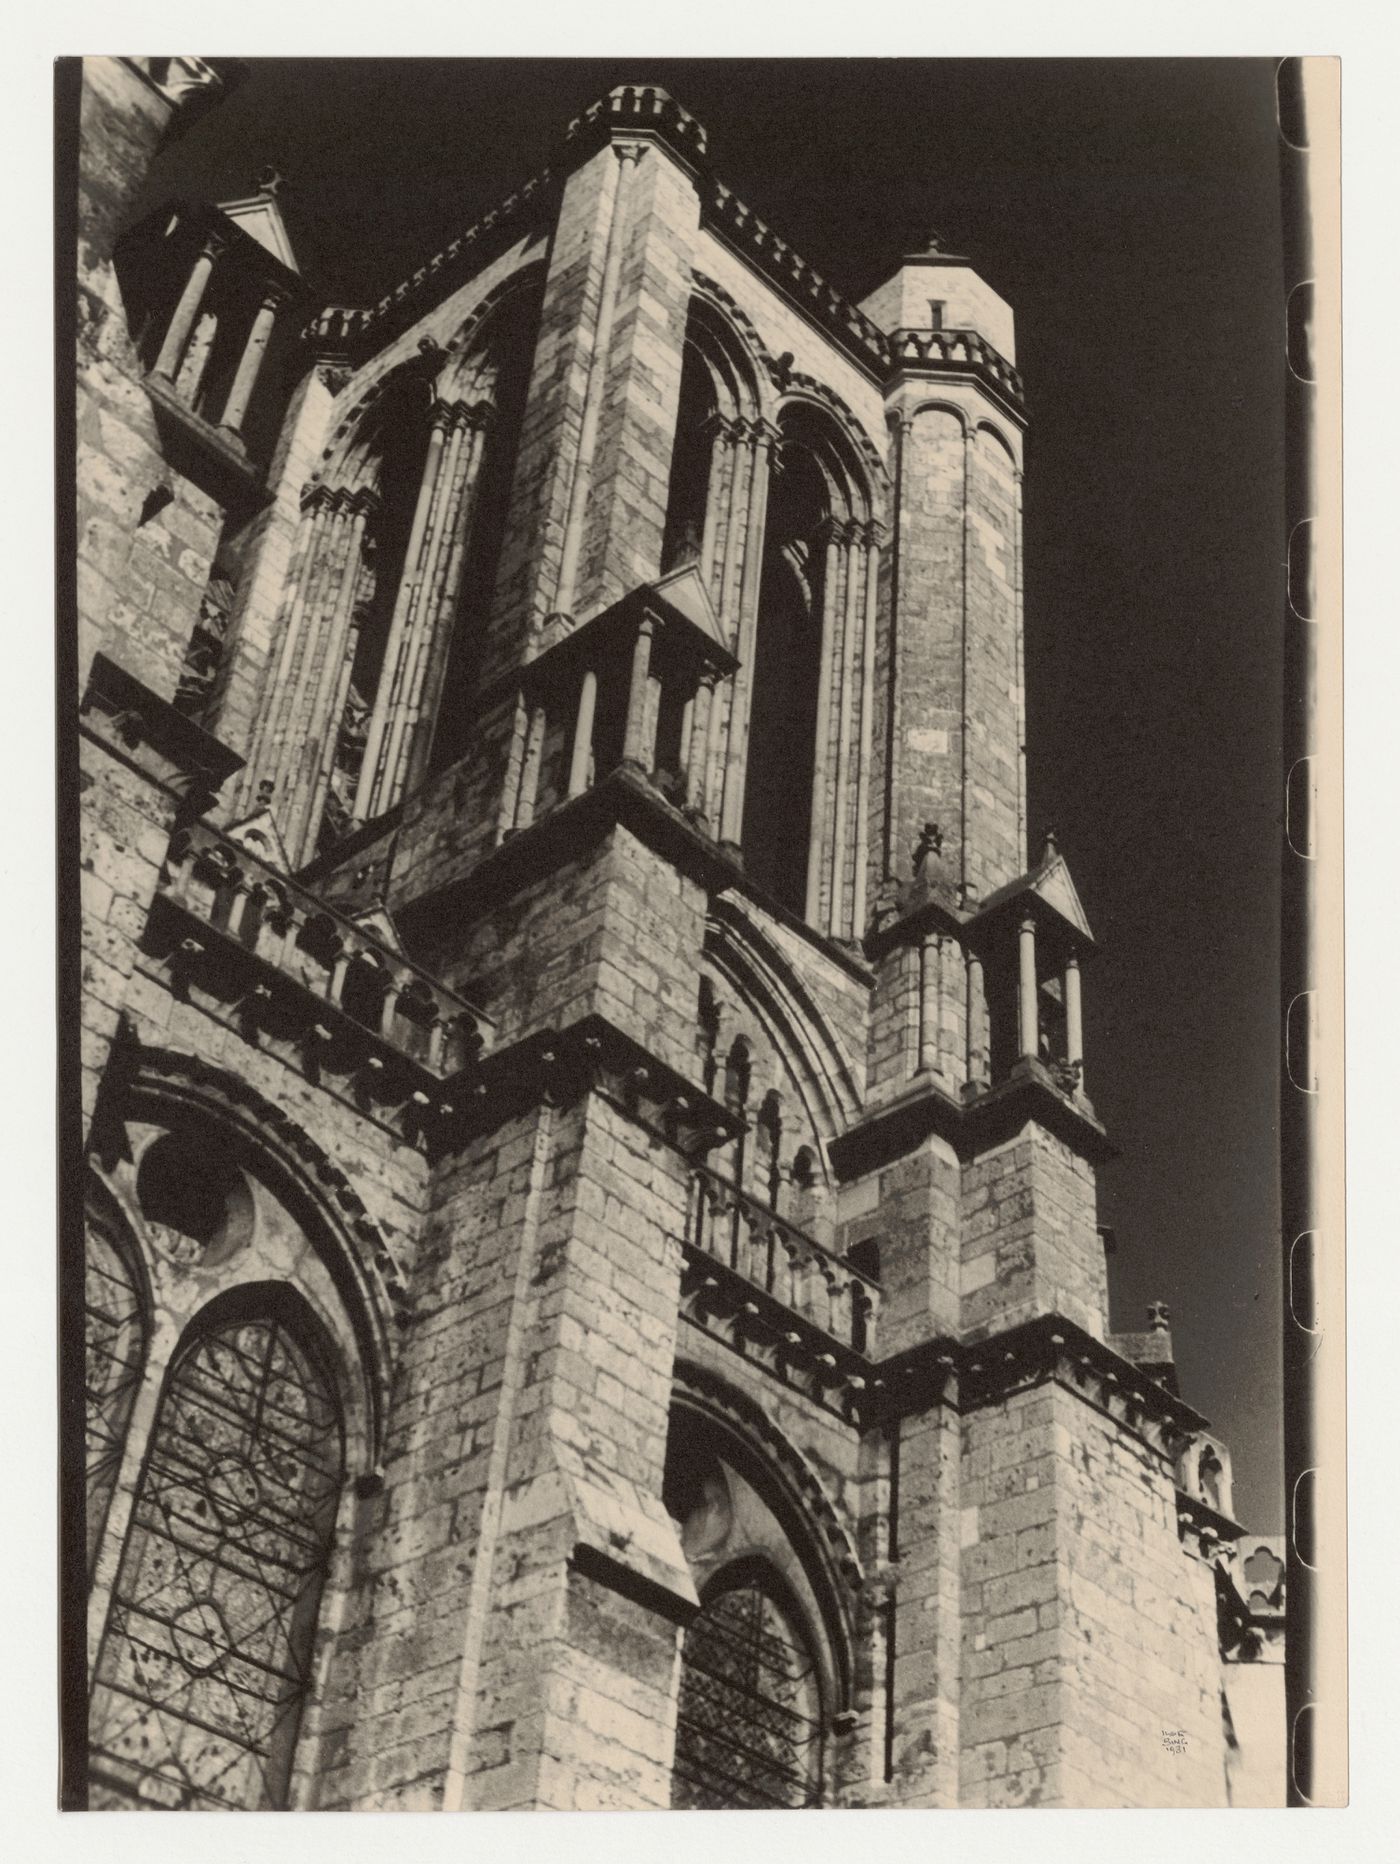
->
[70,59,1284,1811]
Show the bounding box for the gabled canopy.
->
[968,833,1095,954]
[217,177,300,274]
[350,903,405,957]
[652,562,725,653]
[225,804,292,875]
[1027,845,1093,942]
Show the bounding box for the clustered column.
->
[718,419,781,849]
[353,399,494,823]
[238,482,380,863]
[695,414,751,822]
[804,519,881,940]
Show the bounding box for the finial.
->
[1037,826,1059,864]
[1147,1300,1171,1333]
[257,165,285,197]
[256,778,275,808]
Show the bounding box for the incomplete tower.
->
[69,62,1284,1811]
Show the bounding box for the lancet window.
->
[87,1292,345,1811]
[673,1567,825,1810]
[660,299,880,938]
[83,1110,375,1812]
[665,1414,834,1810]
[742,404,878,934]
[655,301,767,841]
[234,276,538,863]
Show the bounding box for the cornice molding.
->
[139,370,271,512]
[428,1012,740,1165]
[827,1058,1115,1181]
[79,652,243,813]
[395,762,875,989]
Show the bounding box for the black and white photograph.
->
[54,42,1350,1827]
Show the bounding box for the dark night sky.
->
[139,58,1286,1530]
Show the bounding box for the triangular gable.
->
[225,805,291,874]
[217,190,300,273]
[351,903,405,957]
[651,561,725,649]
[1032,854,1093,941]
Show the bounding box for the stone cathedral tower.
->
[68,61,1284,1811]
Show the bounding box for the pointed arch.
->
[738,394,881,927]
[777,378,887,515]
[125,1046,400,1460]
[973,413,1020,467]
[705,895,862,1166]
[661,288,768,581]
[83,1176,151,1579]
[234,265,546,861]
[669,1360,863,1696]
[87,1282,347,1809]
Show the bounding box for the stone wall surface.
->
[959,1385,1226,1807]
[77,739,175,1129]
[961,1126,1107,1341]
[75,63,227,700]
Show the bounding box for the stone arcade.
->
[71,60,1284,1810]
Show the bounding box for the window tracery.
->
[672,1567,824,1810]
[87,1298,344,1810]
[84,1197,149,1578]
[665,1410,840,1811]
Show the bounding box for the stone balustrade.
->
[155,818,492,1077]
[686,1161,880,1355]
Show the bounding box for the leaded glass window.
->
[672,1568,823,1809]
[88,1304,344,1810]
[84,1202,149,1578]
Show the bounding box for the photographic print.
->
[61,55,1337,1811]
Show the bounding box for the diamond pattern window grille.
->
[85,1204,149,1578]
[671,1571,823,1809]
[88,1310,344,1810]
